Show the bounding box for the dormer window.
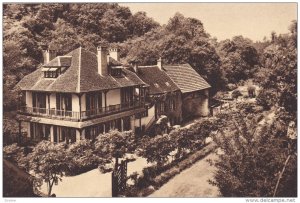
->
[42,67,64,78]
[110,66,123,77]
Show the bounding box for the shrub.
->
[256,88,278,110]
[232,89,243,99]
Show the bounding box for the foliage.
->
[138,134,175,167]
[66,140,104,175]
[231,89,243,99]
[119,12,225,94]
[216,36,260,83]
[23,141,71,196]
[210,112,297,197]
[257,21,297,118]
[3,143,25,165]
[256,88,278,110]
[94,130,136,171]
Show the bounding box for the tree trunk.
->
[115,157,119,170]
[48,179,55,197]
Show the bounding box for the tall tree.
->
[210,112,297,197]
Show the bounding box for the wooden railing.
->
[18,101,144,121]
[18,106,81,121]
[81,101,142,119]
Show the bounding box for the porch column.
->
[121,118,124,131]
[81,129,85,140]
[47,93,50,114]
[76,129,81,142]
[139,86,141,106]
[78,94,82,120]
[50,126,54,142]
[130,115,135,133]
[104,91,108,109]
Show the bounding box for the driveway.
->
[149,152,220,197]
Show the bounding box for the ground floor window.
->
[30,123,50,141]
[85,116,132,139]
[53,126,76,144]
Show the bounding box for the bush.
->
[256,88,278,110]
[232,90,243,99]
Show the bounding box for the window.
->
[160,102,165,113]
[169,99,176,110]
[110,68,122,77]
[56,93,72,111]
[86,92,102,111]
[43,67,62,78]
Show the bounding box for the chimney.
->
[109,48,120,61]
[97,46,108,76]
[157,57,162,70]
[42,45,57,64]
[133,62,138,72]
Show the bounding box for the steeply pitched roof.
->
[17,47,145,93]
[164,64,211,93]
[135,65,179,95]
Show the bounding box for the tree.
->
[119,13,224,94]
[94,130,136,171]
[210,112,297,197]
[67,140,108,175]
[258,21,297,117]
[24,141,71,196]
[217,36,259,83]
[138,133,175,168]
[128,11,159,37]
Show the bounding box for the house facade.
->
[16,46,211,143]
[17,46,147,143]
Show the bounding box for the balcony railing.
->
[18,101,144,121]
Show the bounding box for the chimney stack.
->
[109,48,120,61]
[157,57,162,70]
[133,62,138,72]
[97,46,108,76]
[43,45,57,64]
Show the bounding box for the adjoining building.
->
[16,46,211,142]
[163,64,211,120]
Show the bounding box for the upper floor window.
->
[110,67,123,77]
[42,67,67,78]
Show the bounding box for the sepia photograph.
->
[2,1,297,201]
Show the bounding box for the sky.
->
[120,3,297,42]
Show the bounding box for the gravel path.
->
[149,152,220,197]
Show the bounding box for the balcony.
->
[18,101,144,122]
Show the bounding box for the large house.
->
[16,46,211,143]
